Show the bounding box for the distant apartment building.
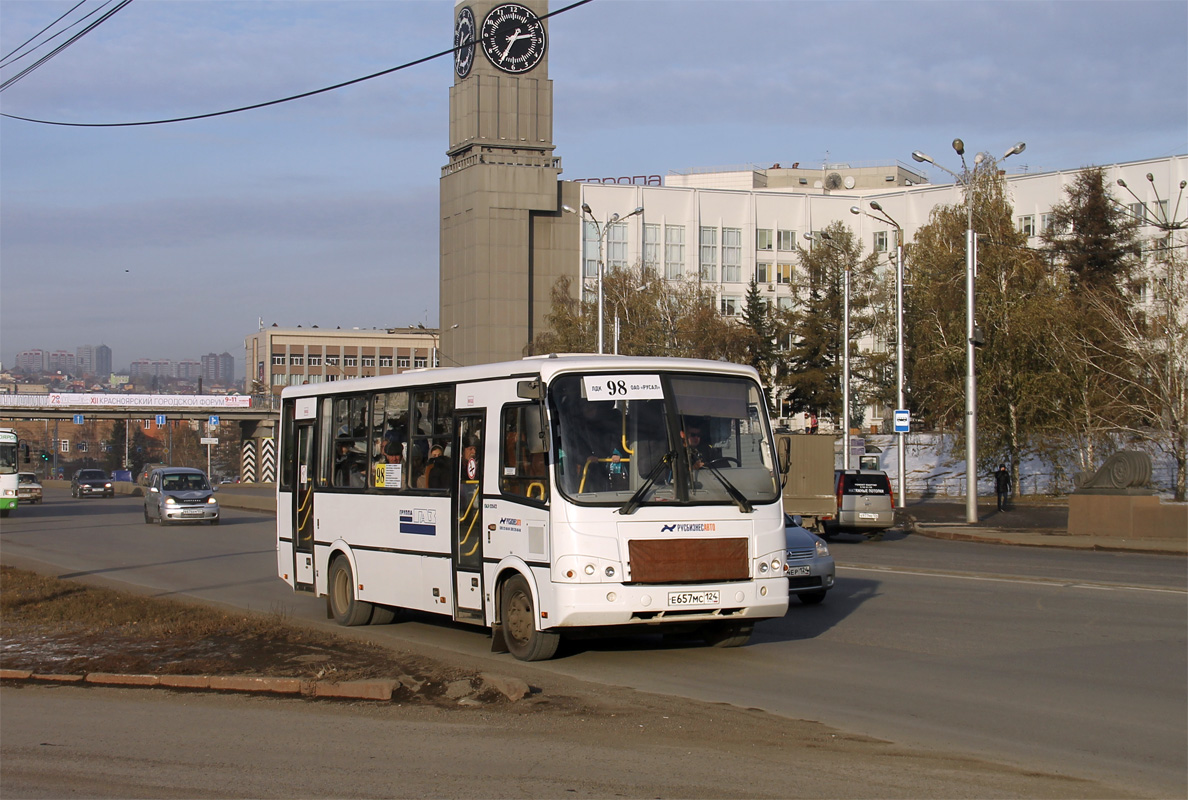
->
[16,350,45,372]
[175,360,202,380]
[245,326,441,399]
[201,352,235,385]
[76,344,113,377]
[46,351,76,372]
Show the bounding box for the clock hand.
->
[500,28,524,62]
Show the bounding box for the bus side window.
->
[500,404,549,503]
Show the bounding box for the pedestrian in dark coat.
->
[995,464,1010,511]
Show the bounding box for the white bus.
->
[0,428,20,517]
[276,355,790,661]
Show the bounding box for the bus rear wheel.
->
[500,574,559,662]
[328,556,374,626]
[702,620,755,648]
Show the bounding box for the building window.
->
[306,374,324,384]
[665,225,685,280]
[362,357,375,367]
[720,295,740,316]
[77,441,88,453]
[414,357,427,368]
[722,227,742,282]
[583,221,599,278]
[873,231,888,252]
[643,223,660,274]
[777,263,794,284]
[1040,213,1055,234]
[344,357,358,367]
[756,263,771,284]
[308,355,322,366]
[272,374,287,386]
[699,226,717,282]
[607,221,628,269]
[59,439,69,453]
[326,356,339,367]
[777,296,794,311]
[290,355,304,366]
[379,356,392,368]
[397,356,410,368]
[757,228,774,251]
[777,229,796,251]
[272,354,285,366]
[1018,215,1035,238]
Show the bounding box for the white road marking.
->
[838,564,1186,594]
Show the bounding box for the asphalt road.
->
[3,489,1185,797]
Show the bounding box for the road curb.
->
[911,525,1187,556]
[1,668,534,704]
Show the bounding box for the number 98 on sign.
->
[582,374,664,401]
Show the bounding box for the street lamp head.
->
[803,232,815,242]
[820,230,834,241]
[1146,173,1155,184]
[609,213,620,224]
[869,200,884,211]
[561,204,577,215]
[1117,179,1128,188]
[974,152,985,166]
[1004,141,1026,158]
[952,139,965,156]
[911,150,932,164]
[850,206,862,216]
[629,206,645,217]
[1181,180,1187,189]
[581,202,593,215]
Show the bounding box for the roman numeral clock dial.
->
[480,3,547,74]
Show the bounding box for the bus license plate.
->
[668,591,719,607]
[787,565,811,576]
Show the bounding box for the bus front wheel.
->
[328,556,374,626]
[500,574,559,661]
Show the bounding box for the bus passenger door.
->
[293,421,316,589]
[453,412,485,620]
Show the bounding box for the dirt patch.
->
[0,565,487,704]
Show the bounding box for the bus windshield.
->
[0,432,17,475]
[550,372,779,509]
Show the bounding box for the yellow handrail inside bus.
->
[527,481,545,500]
[578,457,630,493]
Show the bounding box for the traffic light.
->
[39,451,50,462]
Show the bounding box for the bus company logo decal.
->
[498,517,524,533]
[660,523,717,533]
[399,508,437,536]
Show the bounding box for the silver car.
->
[143,467,220,525]
[825,469,895,536]
[784,515,835,604]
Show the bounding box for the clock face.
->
[480,3,547,75]
[454,6,476,79]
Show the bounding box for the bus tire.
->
[328,556,373,626]
[500,574,559,662]
[702,620,754,648]
[369,605,397,625]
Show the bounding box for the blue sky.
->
[2,0,1185,375]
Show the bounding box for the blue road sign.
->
[73,414,84,425]
[156,414,167,426]
[208,415,220,426]
[894,409,911,433]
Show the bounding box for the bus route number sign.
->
[583,374,664,401]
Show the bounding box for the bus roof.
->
[279,354,762,400]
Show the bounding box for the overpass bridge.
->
[0,393,280,482]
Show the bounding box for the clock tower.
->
[441,0,579,366]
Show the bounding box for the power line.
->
[0,0,135,91]
[1,0,594,128]
[0,0,88,66]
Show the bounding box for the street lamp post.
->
[852,201,906,508]
[562,203,645,354]
[912,139,1025,524]
[805,230,852,469]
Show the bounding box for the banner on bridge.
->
[46,393,252,408]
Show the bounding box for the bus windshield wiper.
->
[704,464,753,513]
[618,450,674,516]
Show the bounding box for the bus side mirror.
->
[777,436,791,476]
[517,380,543,400]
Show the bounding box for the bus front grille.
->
[627,537,749,584]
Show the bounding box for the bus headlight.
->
[770,557,782,572]
[604,566,615,578]
[758,562,769,574]
[584,564,595,576]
